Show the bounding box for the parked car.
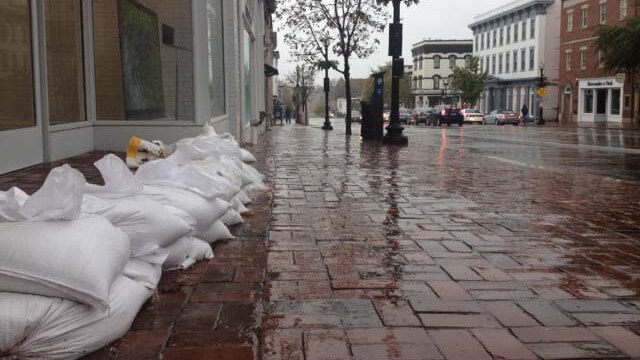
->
[414,108,431,125]
[399,108,412,124]
[484,110,520,125]
[351,110,362,123]
[460,109,484,124]
[431,105,463,126]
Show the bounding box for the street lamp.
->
[319,37,333,130]
[382,0,408,145]
[537,62,546,125]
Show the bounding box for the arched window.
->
[433,75,441,90]
[449,55,457,69]
[433,55,441,69]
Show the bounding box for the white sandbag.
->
[122,258,163,289]
[0,276,152,360]
[85,154,143,198]
[232,197,250,214]
[239,148,257,163]
[221,209,244,226]
[0,216,130,311]
[235,190,252,205]
[199,220,234,244]
[163,236,213,270]
[0,165,85,222]
[82,194,193,250]
[135,158,239,201]
[131,242,170,265]
[191,158,244,188]
[141,185,231,235]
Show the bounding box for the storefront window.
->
[44,0,86,125]
[584,89,594,113]
[207,0,225,118]
[242,29,252,124]
[93,0,194,121]
[611,89,621,115]
[0,0,35,131]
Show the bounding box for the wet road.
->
[262,119,640,359]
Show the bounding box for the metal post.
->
[538,66,545,125]
[322,41,333,130]
[383,0,408,145]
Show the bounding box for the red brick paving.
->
[3,122,640,359]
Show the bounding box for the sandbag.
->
[141,185,230,235]
[0,216,130,311]
[0,165,85,222]
[122,259,163,289]
[235,190,252,205]
[232,197,250,214]
[163,236,213,270]
[0,276,152,360]
[85,154,143,198]
[82,194,194,251]
[221,209,244,226]
[135,158,239,201]
[199,220,234,244]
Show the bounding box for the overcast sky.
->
[275,0,510,82]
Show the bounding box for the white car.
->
[460,109,484,124]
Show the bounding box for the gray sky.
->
[275,0,510,82]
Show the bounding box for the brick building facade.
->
[559,0,639,123]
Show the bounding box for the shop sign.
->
[580,78,622,89]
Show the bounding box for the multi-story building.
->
[470,0,561,120]
[0,0,278,175]
[410,40,473,109]
[559,0,638,123]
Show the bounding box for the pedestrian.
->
[521,104,529,120]
[285,106,291,124]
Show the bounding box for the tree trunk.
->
[344,59,352,136]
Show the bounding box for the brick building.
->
[559,0,639,123]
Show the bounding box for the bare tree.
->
[283,65,317,124]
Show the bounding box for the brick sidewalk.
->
[2,123,640,359]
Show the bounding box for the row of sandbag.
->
[0,126,264,359]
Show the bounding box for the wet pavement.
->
[1,119,640,359]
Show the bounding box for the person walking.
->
[521,104,529,123]
[285,106,291,124]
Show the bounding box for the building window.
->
[521,20,526,41]
[599,3,606,24]
[582,8,589,28]
[620,0,627,20]
[580,48,587,69]
[449,55,456,69]
[94,0,195,121]
[507,25,511,44]
[419,57,423,70]
[498,53,503,74]
[0,0,35,130]
[611,89,621,115]
[492,54,496,74]
[513,50,518,73]
[514,23,519,43]
[434,55,441,69]
[565,50,572,70]
[598,50,605,68]
[242,29,253,124]
[475,35,478,51]
[419,76,423,89]
[208,0,226,118]
[567,11,574,31]
[433,75,440,89]
[480,57,484,72]
[493,29,497,47]
[499,28,504,46]
[625,94,631,108]
[506,52,510,73]
[529,47,535,70]
[465,55,472,68]
[521,48,526,72]
[530,18,535,39]
[485,55,490,72]
[481,32,485,50]
[584,89,594,113]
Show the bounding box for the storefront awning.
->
[264,63,279,77]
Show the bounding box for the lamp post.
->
[382,0,408,145]
[537,62,546,125]
[319,38,333,130]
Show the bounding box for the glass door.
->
[0,0,44,174]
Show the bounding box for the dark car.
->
[414,108,431,125]
[399,108,412,124]
[432,105,463,126]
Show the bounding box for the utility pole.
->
[382,0,408,145]
[320,38,333,130]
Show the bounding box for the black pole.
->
[322,42,333,130]
[538,67,545,125]
[383,0,408,145]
